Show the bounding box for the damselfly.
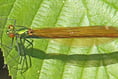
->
[4,23,118,72]
[7,25,117,48]
[6,24,118,39]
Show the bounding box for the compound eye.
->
[8,33,15,38]
[8,25,14,30]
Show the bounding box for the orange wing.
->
[27,26,118,38]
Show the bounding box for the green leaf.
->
[0,0,118,79]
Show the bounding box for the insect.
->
[8,25,118,38]
[4,24,118,72]
[6,25,117,49]
[6,25,118,49]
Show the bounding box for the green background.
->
[0,0,118,79]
